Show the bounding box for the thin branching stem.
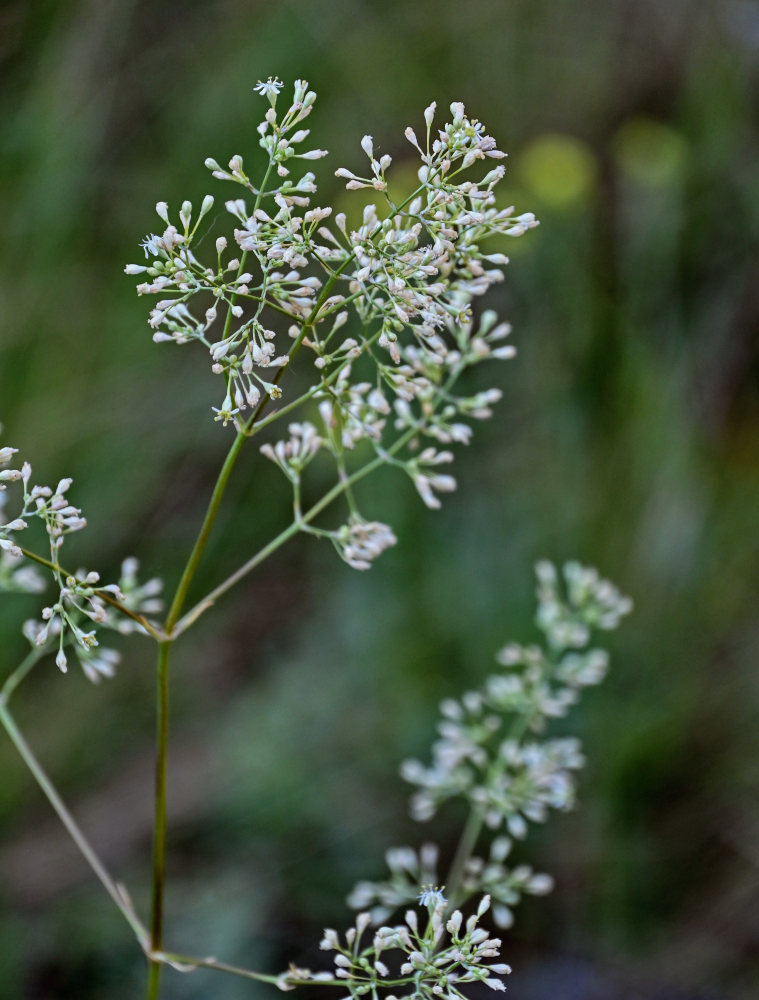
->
[149,949,284,983]
[0,700,150,948]
[173,427,417,636]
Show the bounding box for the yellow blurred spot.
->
[614,117,688,186]
[517,134,597,208]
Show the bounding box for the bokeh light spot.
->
[517,133,598,208]
[613,117,689,186]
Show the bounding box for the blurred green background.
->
[1,0,758,997]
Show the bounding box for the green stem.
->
[0,700,149,947]
[163,432,248,633]
[445,809,484,908]
[147,641,172,999]
[254,160,274,214]
[445,714,532,908]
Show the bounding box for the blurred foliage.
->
[1,0,758,998]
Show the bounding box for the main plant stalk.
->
[146,641,171,999]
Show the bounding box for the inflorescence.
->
[277,561,631,994]
[0,439,162,679]
[124,77,538,572]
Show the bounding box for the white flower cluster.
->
[348,843,442,923]
[534,558,633,649]
[1,440,162,679]
[400,562,632,829]
[0,459,45,595]
[458,836,553,929]
[278,562,629,993]
[260,421,322,482]
[126,79,538,574]
[329,516,397,572]
[111,557,164,635]
[348,838,552,931]
[281,893,511,999]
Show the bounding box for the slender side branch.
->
[0,701,149,947]
[172,521,301,635]
[173,429,416,636]
[149,949,287,984]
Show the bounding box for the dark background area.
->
[1,1,758,997]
